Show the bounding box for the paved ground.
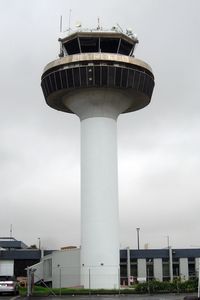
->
[19,294,195,300]
[0,296,20,300]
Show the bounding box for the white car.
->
[0,276,19,295]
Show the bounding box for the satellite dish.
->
[111,26,117,31]
[133,33,138,41]
[126,28,133,35]
[75,21,82,28]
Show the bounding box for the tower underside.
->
[41,31,155,289]
[41,53,154,115]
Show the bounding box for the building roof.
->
[120,248,200,259]
[0,249,53,260]
[0,237,28,250]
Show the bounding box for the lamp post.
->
[165,236,173,282]
[198,258,200,298]
[38,237,41,250]
[127,247,130,286]
[136,228,140,250]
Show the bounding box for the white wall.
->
[43,256,52,282]
[137,259,146,281]
[153,258,163,281]
[52,248,80,288]
[179,258,189,281]
[195,257,200,277]
[0,260,14,276]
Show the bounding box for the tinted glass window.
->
[80,37,99,53]
[119,39,132,55]
[64,38,80,54]
[100,38,119,53]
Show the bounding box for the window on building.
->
[131,264,137,277]
[188,258,196,279]
[118,39,132,55]
[100,38,119,53]
[80,37,99,53]
[64,38,80,54]
[162,259,170,281]
[146,259,154,281]
[173,262,179,278]
[120,264,127,285]
[120,264,127,277]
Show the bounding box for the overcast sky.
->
[0,0,200,250]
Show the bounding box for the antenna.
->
[60,15,63,33]
[68,9,72,33]
[116,23,123,33]
[10,224,13,238]
[58,15,64,58]
[97,17,100,30]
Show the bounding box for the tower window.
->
[119,39,132,55]
[80,37,99,53]
[100,38,119,53]
[64,38,80,54]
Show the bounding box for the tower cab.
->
[58,29,138,57]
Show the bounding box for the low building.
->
[0,237,52,278]
[1,237,200,287]
[120,248,200,285]
[30,247,200,288]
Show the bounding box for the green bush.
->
[134,279,198,294]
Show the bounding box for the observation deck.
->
[41,29,155,114]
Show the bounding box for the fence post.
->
[89,268,91,295]
[118,267,120,294]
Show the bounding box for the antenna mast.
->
[60,15,63,33]
[97,17,100,30]
[117,23,123,33]
[10,224,13,238]
[68,9,72,33]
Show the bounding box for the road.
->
[0,296,20,300]
[18,294,194,300]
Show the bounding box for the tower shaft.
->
[81,117,119,288]
[63,88,133,288]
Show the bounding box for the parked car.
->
[0,276,19,295]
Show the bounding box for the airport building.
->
[0,237,52,279]
[31,247,200,288]
[1,237,200,288]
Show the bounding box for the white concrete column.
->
[80,116,119,289]
[180,258,189,281]
[153,258,163,281]
[63,89,133,289]
[195,258,200,277]
[127,247,131,285]
[169,246,173,282]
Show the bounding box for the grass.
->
[19,279,199,296]
[19,286,133,296]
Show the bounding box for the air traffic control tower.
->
[41,27,155,289]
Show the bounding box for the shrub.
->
[134,279,198,294]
